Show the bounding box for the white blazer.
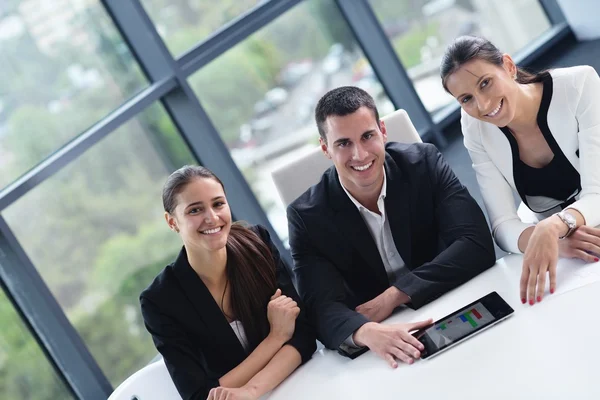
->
[461,66,600,254]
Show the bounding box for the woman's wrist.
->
[265,331,287,348]
[242,383,262,399]
[539,215,569,238]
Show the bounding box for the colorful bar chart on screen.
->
[435,319,454,330]
[464,313,477,328]
[459,308,483,328]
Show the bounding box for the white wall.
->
[557,0,600,40]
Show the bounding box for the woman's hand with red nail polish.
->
[520,219,559,305]
[558,225,600,263]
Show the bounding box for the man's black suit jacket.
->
[287,142,495,350]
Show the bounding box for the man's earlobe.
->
[379,120,388,142]
[319,138,331,159]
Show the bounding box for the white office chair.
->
[271,109,421,206]
[107,358,181,400]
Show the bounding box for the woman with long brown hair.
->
[440,36,600,306]
[140,165,316,400]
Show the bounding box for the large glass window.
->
[140,0,261,56]
[189,0,395,244]
[0,287,73,399]
[2,103,196,387]
[0,0,146,190]
[368,0,552,116]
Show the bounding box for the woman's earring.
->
[513,73,517,80]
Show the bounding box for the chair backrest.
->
[271,109,421,206]
[107,358,181,400]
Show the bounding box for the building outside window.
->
[369,0,551,116]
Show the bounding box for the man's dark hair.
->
[315,86,380,143]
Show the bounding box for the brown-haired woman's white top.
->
[461,65,600,253]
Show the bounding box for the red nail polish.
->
[595,258,599,262]
[550,288,555,294]
[537,296,541,302]
[521,298,526,304]
[529,299,534,305]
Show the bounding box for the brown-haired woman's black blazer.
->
[140,225,316,400]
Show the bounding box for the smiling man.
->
[287,86,495,367]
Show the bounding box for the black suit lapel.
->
[172,247,246,366]
[383,153,412,268]
[328,170,389,287]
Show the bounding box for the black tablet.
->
[412,291,514,359]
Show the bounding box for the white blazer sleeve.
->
[566,66,600,227]
[462,113,534,253]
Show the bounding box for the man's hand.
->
[355,287,410,322]
[353,319,433,368]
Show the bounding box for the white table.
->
[266,255,600,400]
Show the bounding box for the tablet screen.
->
[417,301,497,355]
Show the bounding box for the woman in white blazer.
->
[440,36,600,306]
